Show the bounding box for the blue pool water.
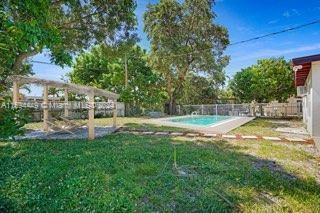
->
[170,115,232,126]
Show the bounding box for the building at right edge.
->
[292,54,320,149]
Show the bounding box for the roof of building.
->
[292,54,320,87]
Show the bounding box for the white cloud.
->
[236,25,252,33]
[283,9,300,18]
[268,19,279,25]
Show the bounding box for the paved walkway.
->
[116,128,314,144]
[201,117,255,134]
[17,126,117,140]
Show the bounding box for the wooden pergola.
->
[10,75,119,140]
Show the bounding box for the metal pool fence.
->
[14,100,303,121]
[177,103,303,118]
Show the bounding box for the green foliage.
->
[144,0,229,113]
[69,43,166,109]
[0,0,137,91]
[230,57,295,103]
[0,100,29,139]
[180,75,220,104]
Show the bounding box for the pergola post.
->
[12,80,19,106]
[10,75,120,140]
[113,99,117,128]
[88,91,95,140]
[43,85,49,132]
[64,88,69,117]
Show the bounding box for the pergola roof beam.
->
[10,75,119,99]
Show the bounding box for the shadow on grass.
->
[0,135,319,212]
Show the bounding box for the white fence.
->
[22,101,125,122]
[177,103,303,118]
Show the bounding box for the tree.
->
[0,0,137,92]
[144,0,229,114]
[180,74,220,104]
[0,98,29,139]
[48,88,63,98]
[230,57,295,103]
[69,43,166,112]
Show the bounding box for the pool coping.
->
[148,115,256,134]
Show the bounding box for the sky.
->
[28,0,320,96]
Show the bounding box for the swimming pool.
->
[170,115,232,126]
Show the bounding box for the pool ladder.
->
[191,111,199,116]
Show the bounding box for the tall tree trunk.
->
[0,51,38,92]
[168,96,176,115]
[165,77,174,115]
[168,67,188,115]
[11,51,38,72]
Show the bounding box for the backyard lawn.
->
[25,117,191,133]
[229,118,304,137]
[1,123,320,211]
[25,117,306,137]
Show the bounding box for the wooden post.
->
[88,91,95,140]
[64,88,69,117]
[43,85,49,132]
[252,102,256,117]
[113,99,117,128]
[12,80,19,106]
[284,104,288,117]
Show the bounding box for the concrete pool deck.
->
[148,116,255,134]
[17,126,117,140]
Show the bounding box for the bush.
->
[0,100,29,139]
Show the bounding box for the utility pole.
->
[124,54,128,116]
[125,54,128,88]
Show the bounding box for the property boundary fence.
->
[16,101,125,122]
[177,102,303,118]
[19,101,303,121]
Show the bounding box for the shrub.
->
[0,99,29,139]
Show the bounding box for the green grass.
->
[230,118,283,136]
[25,117,190,133]
[123,123,190,132]
[25,117,298,137]
[1,134,319,212]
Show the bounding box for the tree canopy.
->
[69,43,166,111]
[180,74,222,104]
[230,57,295,103]
[0,0,137,92]
[144,0,229,114]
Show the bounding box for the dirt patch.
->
[253,159,297,180]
